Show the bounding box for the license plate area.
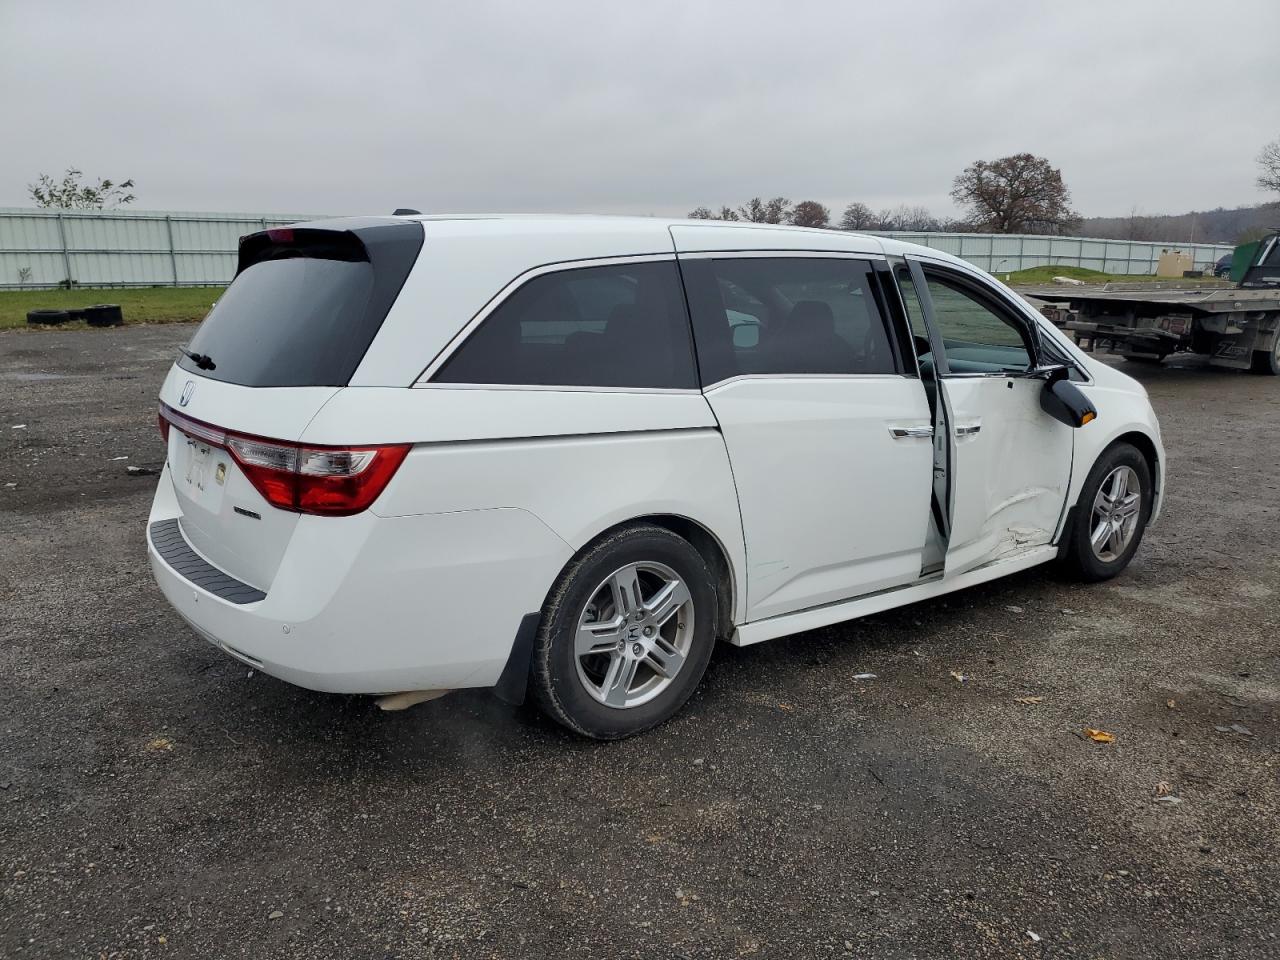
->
[175,431,231,513]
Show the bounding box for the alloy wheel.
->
[574,561,695,709]
[1090,465,1142,562]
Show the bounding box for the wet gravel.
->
[1,324,1277,958]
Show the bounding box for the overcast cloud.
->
[1,0,1276,220]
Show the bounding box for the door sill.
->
[729,546,1057,647]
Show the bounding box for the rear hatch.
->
[158,218,423,591]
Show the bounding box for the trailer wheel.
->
[1249,337,1280,376]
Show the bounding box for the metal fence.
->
[872,230,1233,276]
[0,207,1237,289]
[0,207,318,289]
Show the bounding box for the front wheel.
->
[530,525,717,739]
[1061,443,1153,582]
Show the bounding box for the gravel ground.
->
[1,325,1277,959]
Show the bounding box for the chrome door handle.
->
[954,424,982,437]
[889,425,934,439]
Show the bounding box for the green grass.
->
[1000,265,1227,286]
[0,286,223,331]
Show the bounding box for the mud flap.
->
[493,612,541,706]
[1207,325,1258,369]
[1056,506,1079,561]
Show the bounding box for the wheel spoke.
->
[644,636,685,679]
[1107,520,1125,556]
[644,578,690,627]
[1090,518,1113,552]
[576,614,625,658]
[609,565,643,620]
[601,653,640,707]
[1117,493,1140,519]
[1110,469,1128,501]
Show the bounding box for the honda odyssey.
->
[148,215,1164,738]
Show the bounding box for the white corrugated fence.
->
[0,207,317,289]
[0,208,1235,289]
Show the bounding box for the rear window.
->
[178,221,423,387]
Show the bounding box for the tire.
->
[26,309,70,325]
[84,304,123,327]
[531,524,717,739]
[1249,335,1280,375]
[1061,442,1153,582]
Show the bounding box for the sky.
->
[1,0,1277,220]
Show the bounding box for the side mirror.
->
[1040,375,1097,428]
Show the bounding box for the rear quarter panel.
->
[301,386,749,624]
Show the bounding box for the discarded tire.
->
[26,309,71,325]
[84,304,124,327]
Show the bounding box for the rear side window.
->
[434,261,697,389]
[681,257,900,384]
[178,221,423,387]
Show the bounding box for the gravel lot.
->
[1,324,1277,959]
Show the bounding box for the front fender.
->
[1066,383,1166,530]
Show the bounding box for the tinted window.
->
[179,222,422,387]
[923,273,1032,374]
[434,261,697,389]
[682,258,898,384]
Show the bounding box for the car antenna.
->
[393,208,422,216]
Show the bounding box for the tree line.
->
[689,153,1082,234]
[688,143,1280,241]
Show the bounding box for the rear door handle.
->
[954,423,982,437]
[889,425,934,439]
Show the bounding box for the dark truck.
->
[1019,233,1280,375]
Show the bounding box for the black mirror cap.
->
[1041,377,1097,428]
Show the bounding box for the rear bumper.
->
[147,464,571,694]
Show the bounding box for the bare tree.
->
[1120,205,1157,241]
[1259,138,1280,202]
[28,168,136,209]
[738,197,791,224]
[877,204,939,231]
[687,205,740,221]
[950,153,1080,234]
[839,201,877,231]
[789,200,830,228]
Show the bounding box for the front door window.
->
[923,276,1032,375]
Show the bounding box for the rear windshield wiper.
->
[179,348,216,371]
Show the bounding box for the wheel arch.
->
[1112,430,1160,498]
[572,513,739,643]
[1061,425,1163,548]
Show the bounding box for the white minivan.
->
[148,215,1164,738]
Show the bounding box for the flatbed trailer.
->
[1017,234,1280,374]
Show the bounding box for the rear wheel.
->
[1062,443,1153,582]
[1249,335,1280,375]
[531,525,717,739]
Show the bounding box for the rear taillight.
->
[158,411,170,444]
[159,403,410,517]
